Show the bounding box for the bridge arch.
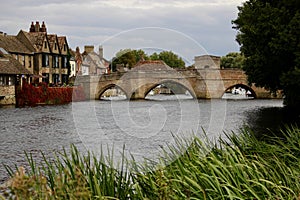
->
[96,83,129,100]
[133,79,197,99]
[224,83,257,98]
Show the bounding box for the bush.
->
[16,81,85,107]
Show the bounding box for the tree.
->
[232,0,300,108]
[111,49,149,71]
[150,51,185,68]
[220,52,245,69]
[111,49,186,71]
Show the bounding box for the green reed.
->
[3,126,300,199]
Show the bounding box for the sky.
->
[1,0,245,65]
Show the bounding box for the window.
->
[42,54,49,67]
[62,74,68,84]
[53,56,59,68]
[61,56,67,68]
[63,44,66,51]
[44,41,47,49]
[22,55,25,66]
[52,74,59,84]
[42,73,49,83]
[8,76,14,86]
[0,75,15,86]
[55,43,57,50]
[29,59,32,68]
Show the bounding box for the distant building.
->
[69,56,76,77]
[0,21,70,84]
[79,45,110,75]
[0,48,31,105]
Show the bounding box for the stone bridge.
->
[75,60,276,100]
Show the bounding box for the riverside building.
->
[0,21,70,85]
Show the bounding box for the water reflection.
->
[245,106,300,138]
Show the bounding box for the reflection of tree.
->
[244,107,300,139]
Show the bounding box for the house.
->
[0,21,70,85]
[0,31,34,77]
[79,45,110,75]
[0,48,31,105]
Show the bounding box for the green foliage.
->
[232,0,300,107]
[220,52,245,69]
[111,49,137,71]
[150,51,185,68]
[111,49,186,71]
[281,67,300,109]
[4,126,300,199]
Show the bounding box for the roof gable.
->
[21,31,48,52]
[47,34,60,54]
[57,36,68,54]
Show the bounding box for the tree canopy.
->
[232,0,300,108]
[111,49,148,71]
[111,49,185,71]
[150,51,185,68]
[220,52,245,69]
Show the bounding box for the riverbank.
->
[1,126,299,199]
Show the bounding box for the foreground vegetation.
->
[1,126,300,199]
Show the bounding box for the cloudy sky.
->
[1,0,245,64]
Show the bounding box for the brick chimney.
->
[84,45,94,54]
[40,21,47,32]
[35,21,40,32]
[99,45,103,59]
[29,21,35,32]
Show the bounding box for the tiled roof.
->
[47,34,57,50]
[22,31,47,52]
[0,34,32,54]
[1,27,69,55]
[83,52,108,69]
[57,36,66,50]
[0,50,32,75]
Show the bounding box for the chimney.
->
[40,21,47,32]
[84,45,94,54]
[35,21,40,32]
[29,21,35,32]
[99,45,103,59]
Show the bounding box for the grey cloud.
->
[1,0,241,58]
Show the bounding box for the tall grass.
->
[2,126,300,199]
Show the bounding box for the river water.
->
[0,96,289,183]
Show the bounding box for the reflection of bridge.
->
[75,60,277,100]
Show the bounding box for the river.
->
[0,96,289,182]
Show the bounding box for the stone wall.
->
[0,85,15,105]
